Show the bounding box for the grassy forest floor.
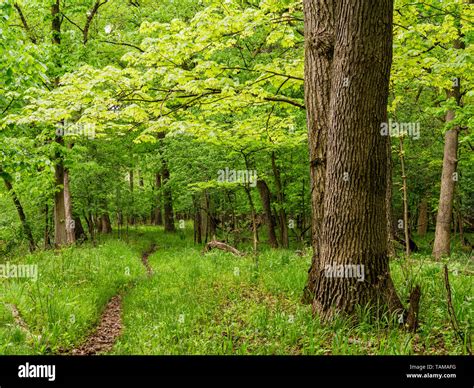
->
[0,226,472,355]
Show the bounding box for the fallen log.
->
[202,240,245,257]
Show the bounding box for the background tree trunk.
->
[54,159,67,247]
[2,174,36,252]
[271,152,288,248]
[162,162,176,232]
[63,168,75,245]
[257,180,278,248]
[152,172,163,225]
[417,198,429,236]
[433,94,460,259]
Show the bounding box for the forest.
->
[0,0,472,362]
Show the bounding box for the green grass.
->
[0,238,146,354]
[0,226,472,355]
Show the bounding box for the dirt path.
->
[141,243,157,276]
[65,243,157,355]
[70,295,123,355]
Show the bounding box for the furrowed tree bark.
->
[302,0,335,303]
[310,0,403,320]
[257,180,278,248]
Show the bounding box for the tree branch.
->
[83,0,109,44]
[13,3,37,44]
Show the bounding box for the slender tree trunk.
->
[399,137,410,257]
[433,93,460,259]
[2,174,36,252]
[162,162,175,232]
[244,186,258,253]
[153,172,163,225]
[309,0,403,319]
[417,198,428,236]
[54,157,67,247]
[271,152,289,248]
[85,212,95,242]
[128,170,135,225]
[432,30,464,259]
[257,180,278,248]
[63,168,75,245]
[194,196,202,244]
[386,136,396,257]
[44,204,51,249]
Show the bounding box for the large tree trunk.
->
[257,180,278,248]
[1,173,36,252]
[162,162,176,232]
[309,0,403,320]
[301,0,334,303]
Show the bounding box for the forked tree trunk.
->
[301,0,334,303]
[309,0,403,319]
[257,180,278,248]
